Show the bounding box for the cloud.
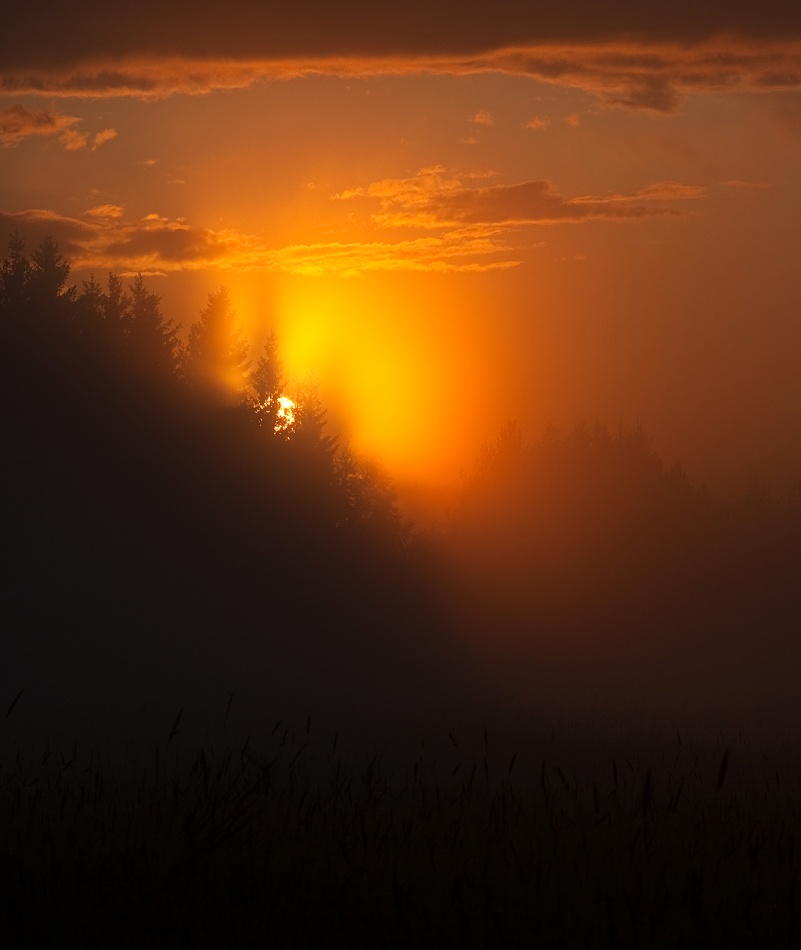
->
[335,167,704,228]
[0,209,98,261]
[565,113,581,127]
[0,206,520,277]
[526,117,550,130]
[92,128,117,148]
[719,179,775,189]
[2,29,801,111]
[60,128,88,150]
[3,0,801,79]
[0,104,114,150]
[0,104,81,147]
[471,110,493,125]
[85,204,124,217]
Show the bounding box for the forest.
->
[3,234,801,946]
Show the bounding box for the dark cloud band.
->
[3,2,801,109]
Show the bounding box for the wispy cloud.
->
[471,110,494,125]
[0,207,520,276]
[526,117,551,130]
[0,104,117,150]
[719,179,775,190]
[3,39,801,111]
[334,167,705,229]
[85,204,125,218]
[92,128,117,148]
[0,104,81,148]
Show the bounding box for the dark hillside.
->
[0,238,458,742]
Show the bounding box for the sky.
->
[3,1,801,509]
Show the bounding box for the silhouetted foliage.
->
[28,235,73,314]
[4,232,801,949]
[183,286,250,397]
[3,229,801,741]
[0,232,30,314]
[125,274,181,379]
[0,234,421,686]
[449,416,801,642]
[251,328,283,402]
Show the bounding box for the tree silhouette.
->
[251,328,285,430]
[0,232,31,316]
[74,273,105,338]
[291,376,336,457]
[183,287,250,397]
[101,272,129,347]
[125,274,181,379]
[28,236,73,315]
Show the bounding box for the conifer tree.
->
[291,375,336,458]
[125,274,181,379]
[251,328,285,429]
[102,273,129,347]
[28,236,73,314]
[75,274,105,337]
[0,232,31,316]
[184,287,250,396]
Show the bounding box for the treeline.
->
[4,232,801,726]
[1,235,446,730]
[0,233,404,542]
[444,416,801,716]
[450,418,801,624]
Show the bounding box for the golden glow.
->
[236,274,505,487]
[276,395,296,430]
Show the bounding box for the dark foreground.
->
[2,717,799,948]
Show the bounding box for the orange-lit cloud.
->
[471,110,493,125]
[0,208,520,276]
[92,128,117,148]
[0,165,703,278]
[85,204,125,218]
[336,167,704,229]
[4,39,801,111]
[1,162,706,276]
[719,179,775,189]
[0,104,117,151]
[526,117,550,130]
[0,104,81,148]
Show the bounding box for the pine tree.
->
[75,274,105,337]
[183,287,250,397]
[102,273,129,347]
[291,375,336,457]
[125,274,181,379]
[28,236,73,314]
[0,232,31,316]
[251,328,285,430]
[251,329,283,404]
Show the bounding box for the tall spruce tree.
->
[183,287,250,397]
[28,236,73,315]
[125,274,181,379]
[0,232,31,316]
[251,328,285,429]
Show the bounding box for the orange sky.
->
[2,6,801,506]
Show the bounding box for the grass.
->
[2,714,800,948]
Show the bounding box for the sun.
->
[276,395,296,431]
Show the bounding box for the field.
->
[3,710,800,947]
